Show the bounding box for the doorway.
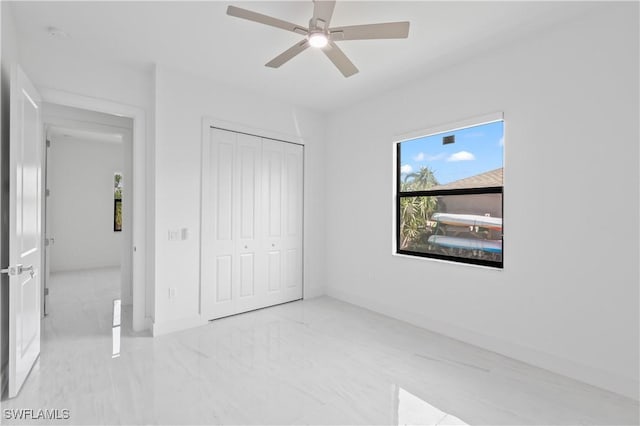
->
[42,103,133,335]
[0,68,148,398]
[40,89,148,333]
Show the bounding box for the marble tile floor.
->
[1,268,638,425]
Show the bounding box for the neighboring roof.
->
[429,168,503,191]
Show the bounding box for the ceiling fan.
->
[227,1,410,77]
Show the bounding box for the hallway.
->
[44,268,125,339]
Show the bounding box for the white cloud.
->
[427,153,447,161]
[414,152,446,162]
[400,164,413,174]
[447,151,476,162]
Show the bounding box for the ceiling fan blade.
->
[330,21,410,41]
[227,5,308,35]
[322,41,358,77]
[265,40,310,68]
[312,0,336,28]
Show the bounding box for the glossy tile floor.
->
[2,268,639,425]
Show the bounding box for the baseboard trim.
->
[143,316,153,331]
[327,287,639,401]
[152,315,207,337]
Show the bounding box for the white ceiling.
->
[10,1,600,112]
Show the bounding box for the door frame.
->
[40,88,149,331]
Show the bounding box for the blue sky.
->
[400,120,504,185]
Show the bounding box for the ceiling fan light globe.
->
[308,32,328,48]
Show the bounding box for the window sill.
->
[392,251,503,271]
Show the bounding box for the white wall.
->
[325,4,639,400]
[153,65,326,334]
[18,52,151,114]
[48,137,123,272]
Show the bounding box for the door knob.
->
[1,264,34,277]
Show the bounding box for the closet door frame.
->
[200,118,305,319]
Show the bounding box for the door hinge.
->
[45,238,50,246]
[46,189,50,197]
[44,287,49,296]
[46,139,51,148]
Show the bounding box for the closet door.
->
[262,140,303,305]
[262,139,285,303]
[234,134,262,313]
[202,129,303,320]
[201,129,237,319]
[282,143,303,300]
[202,130,262,319]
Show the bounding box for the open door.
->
[1,65,42,398]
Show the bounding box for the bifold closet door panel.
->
[262,139,285,298]
[202,130,263,319]
[234,133,263,313]
[262,139,304,304]
[283,143,303,300]
[201,128,237,319]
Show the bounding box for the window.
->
[114,173,122,232]
[396,118,504,268]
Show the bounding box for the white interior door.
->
[234,133,262,313]
[282,143,303,300]
[262,139,284,301]
[201,128,237,319]
[3,65,42,398]
[201,128,303,320]
[262,140,304,306]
